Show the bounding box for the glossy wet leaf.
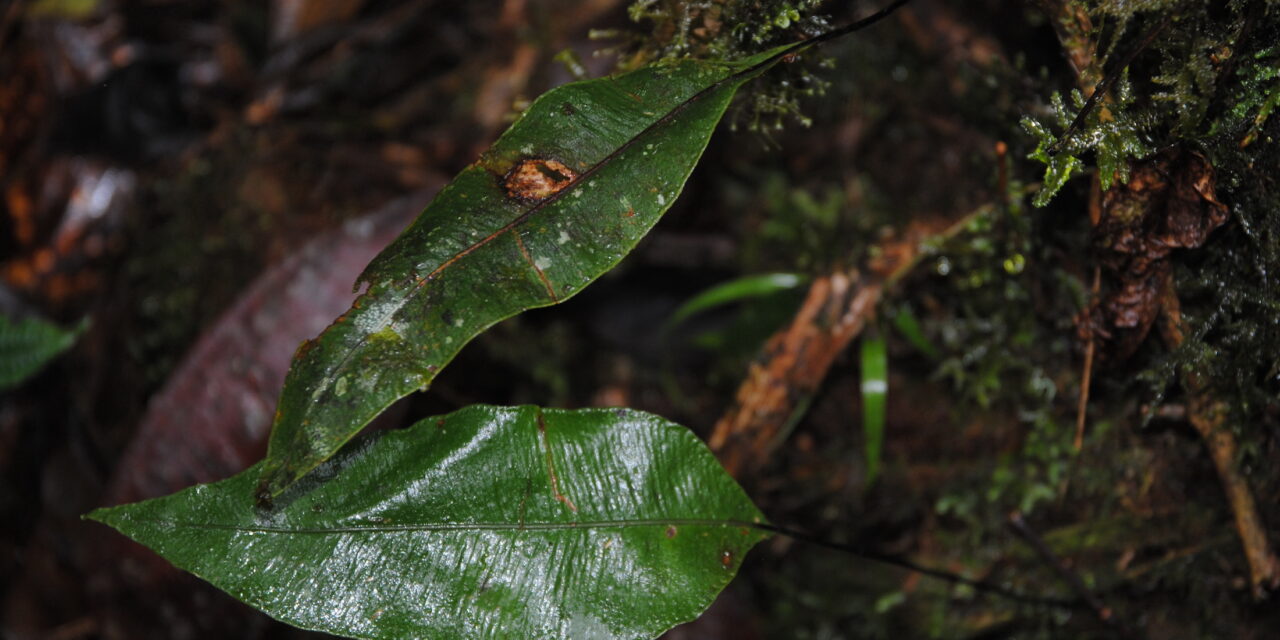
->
[860,333,887,485]
[0,315,85,390]
[257,46,800,501]
[90,405,769,640]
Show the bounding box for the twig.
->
[1007,511,1117,625]
[710,210,984,474]
[1074,266,1100,450]
[1072,88,1108,447]
[1157,276,1280,599]
[757,521,1084,609]
[708,267,881,474]
[995,141,1010,208]
[804,0,912,50]
[1073,334,1095,450]
[1046,15,1170,156]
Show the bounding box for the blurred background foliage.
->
[1,0,1277,638]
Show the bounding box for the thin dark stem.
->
[1046,15,1170,157]
[803,0,913,50]
[1006,512,1120,628]
[755,522,1084,609]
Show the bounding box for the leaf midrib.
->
[109,517,766,534]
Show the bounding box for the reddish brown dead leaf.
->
[66,194,426,639]
[1080,148,1228,359]
[104,193,431,506]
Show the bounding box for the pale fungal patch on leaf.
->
[504,158,578,203]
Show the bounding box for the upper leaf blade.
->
[257,49,791,500]
[89,406,770,640]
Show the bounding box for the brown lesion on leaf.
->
[293,338,318,360]
[511,230,558,301]
[535,409,578,513]
[504,157,577,203]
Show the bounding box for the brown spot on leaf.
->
[720,549,733,569]
[665,525,677,538]
[504,158,577,203]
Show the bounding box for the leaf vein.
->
[121,518,763,534]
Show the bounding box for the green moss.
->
[611,0,836,133]
[1016,0,1279,449]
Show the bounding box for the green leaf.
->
[860,332,887,485]
[90,405,768,640]
[257,46,801,501]
[664,272,807,330]
[888,304,938,360]
[0,315,85,390]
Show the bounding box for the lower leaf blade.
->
[88,405,768,640]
